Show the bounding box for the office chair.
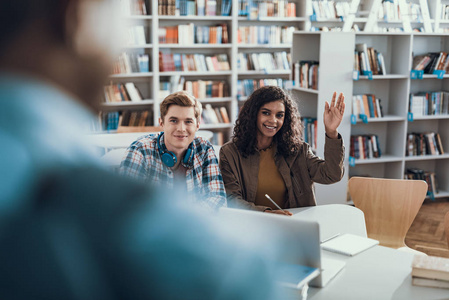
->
[348,176,427,255]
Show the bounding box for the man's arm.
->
[201,145,227,211]
[119,142,149,180]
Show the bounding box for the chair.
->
[348,177,428,254]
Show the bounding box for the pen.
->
[264,194,285,212]
[320,233,341,244]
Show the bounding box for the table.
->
[290,204,367,242]
[286,204,449,300]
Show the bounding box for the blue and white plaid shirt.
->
[120,133,226,211]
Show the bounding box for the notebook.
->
[321,233,379,256]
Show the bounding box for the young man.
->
[0,0,284,299]
[120,91,226,211]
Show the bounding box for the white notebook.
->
[321,233,379,256]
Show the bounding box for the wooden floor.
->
[405,198,449,258]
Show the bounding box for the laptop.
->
[218,208,345,288]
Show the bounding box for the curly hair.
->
[233,86,303,157]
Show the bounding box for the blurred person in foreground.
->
[120,91,226,211]
[0,0,286,299]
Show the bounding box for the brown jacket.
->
[219,135,345,211]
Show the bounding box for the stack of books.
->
[411,255,449,289]
[355,43,386,75]
[412,52,449,73]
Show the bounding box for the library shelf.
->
[355,155,404,165]
[197,97,233,103]
[358,75,409,80]
[159,71,232,76]
[291,86,319,94]
[404,154,449,161]
[101,100,154,107]
[237,44,292,49]
[109,73,153,78]
[238,70,291,75]
[158,44,232,49]
[355,115,405,123]
[158,16,232,21]
[199,123,234,130]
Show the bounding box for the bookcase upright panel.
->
[291,32,354,205]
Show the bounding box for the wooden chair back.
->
[348,177,428,249]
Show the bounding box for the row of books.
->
[412,52,449,73]
[409,92,449,116]
[126,26,147,46]
[352,94,384,120]
[202,104,230,124]
[158,0,231,16]
[159,53,230,72]
[411,256,449,289]
[355,43,386,75]
[237,52,291,72]
[311,0,351,20]
[121,0,148,16]
[113,53,150,74]
[377,1,424,23]
[104,83,144,103]
[237,79,290,98]
[441,4,449,20]
[405,169,439,197]
[238,0,296,18]
[350,135,382,160]
[100,110,154,131]
[406,132,445,156]
[302,117,317,150]
[293,61,319,90]
[159,77,229,99]
[237,25,296,45]
[158,24,229,44]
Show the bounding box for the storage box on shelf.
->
[291,31,354,205]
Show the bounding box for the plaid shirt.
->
[120,134,226,211]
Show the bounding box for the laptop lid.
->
[218,208,333,287]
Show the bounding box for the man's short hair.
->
[160,91,202,123]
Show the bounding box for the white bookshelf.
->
[291,31,355,205]
[100,1,449,202]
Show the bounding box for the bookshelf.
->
[290,31,449,204]
[97,1,449,203]
[407,33,449,198]
[291,32,354,205]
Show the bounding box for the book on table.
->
[321,233,379,256]
[411,255,449,282]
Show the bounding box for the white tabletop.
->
[290,204,367,242]
[286,205,448,300]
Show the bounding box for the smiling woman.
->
[219,86,346,214]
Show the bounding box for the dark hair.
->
[0,0,69,51]
[232,86,303,157]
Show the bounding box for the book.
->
[411,255,449,282]
[277,263,320,289]
[412,277,449,289]
[321,233,379,256]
